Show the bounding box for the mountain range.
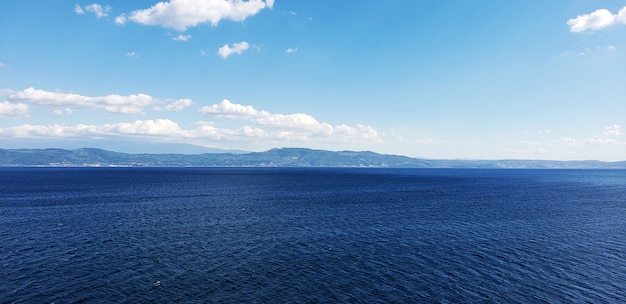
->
[1,147,625,169]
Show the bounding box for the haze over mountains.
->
[1,148,625,169]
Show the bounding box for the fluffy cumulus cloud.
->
[0,119,258,143]
[7,87,158,114]
[568,6,626,32]
[116,0,274,31]
[199,99,381,142]
[0,124,92,138]
[199,99,259,118]
[217,41,250,58]
[1,90,381,150]
[0,119,188,139]
[111,119,184,136]
[0,101,29,118]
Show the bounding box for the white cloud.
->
[0,119,255,142]
[155,98,195,111]
[584,137,619,145]
[568,6,626,32]
[52,108,74,116]
[556,125,623,147]
[115,14,127,25]
[199,99,381,143]
[0,124,90,138]
[217,41,249,59]
[172,34,191,41]
[584,124,623,145]
[0,119,188,139]
[0,89,14,96]
[557,137,579,146]
[286,47,298,54]
[8,87,158,114]
[125,51,137,57]
[0,62,7,68]
[601,124,621,136]
[74,4,85,14]
[0,101,29,118]
[416,138,445,145]
[111,119,184,136]
[84,3,112,18]
[199,99,259,118]
[252,113,321,129]
[121,0,274,32]
[1,94,381,150]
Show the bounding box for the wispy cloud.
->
[74,4,84,15]
[601,124,622,136]
[52,108,73,116]
[217,41,249,59]
[116,0,274,31]
[172,34,191,41]
[567,6,626,32]
[557,137,579,146]
[286,47,298,54]
[0,62,7,68]
[556,125,623,147]
[154,99,195,111]
[585,125,623,145]
[76,3,112,18]
[415,138,445,145]
[125,51,136,57]
[7,87,158,114]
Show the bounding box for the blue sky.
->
[1,0,625,160]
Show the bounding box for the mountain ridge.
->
[1,147,625,169]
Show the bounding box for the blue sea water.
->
[1,168,625,303]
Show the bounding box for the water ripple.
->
[1,168,625,303]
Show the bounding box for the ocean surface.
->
[1,168,625,303]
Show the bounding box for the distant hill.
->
[0,147,625,169]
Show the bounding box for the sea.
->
[1,168,625,303]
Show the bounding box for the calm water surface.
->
[1,168,625,303]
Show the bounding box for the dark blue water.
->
[1,168,625,303]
